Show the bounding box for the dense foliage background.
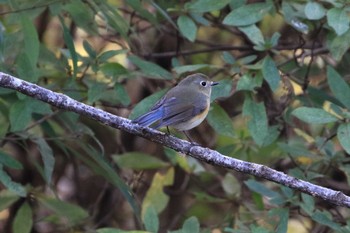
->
[1,0,350,232]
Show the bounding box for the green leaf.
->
[13,202,33,233]
[143,205,159,233]
[238,24,265,46]
[221,173,241,197]
[129,89,168,120]
[312,210,341,230]
[74,143,140,216]
[63,0,97,34]
[262,56,280,91]
[329,30,350,61]
[236,72,263,91]
[223,3,272,26]
[292,107,338,124]
[83,40,96,58]
[100,63,128,77]
[173,64,212,75]
[142,168,174,217]
[88,82,107,103]
[182,216,200,233]
[0,190,20,212]
[304,2,326,20]
[269,208,289,233]
[188,0,231,13]
[113,152,168,170]
[29,99,52,115]
[0,164,27,197]
[0,151,22,169]
[337,123,350,154]
[327,8,350,36]
[115,83,131,106]
[98,50,128,63]
[300,193,315,216]
[221,51,235,64]
[9,100,31,132]
[251,226,270,233]
[16,53,38,82]
[211,78,232,101]
[33,138,55,184]
[206,103,234,138]
[38,197,88,224]
[129,55,172,79]
[126,0,157,24]
[177,15,197,42]
[59,16,78,78]
[97,228,149,233]
[20,15,39,71]
[245,179,281,199]
[242,97,268,146]
[327,66,350,109]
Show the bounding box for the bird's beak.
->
[211,81,219,86]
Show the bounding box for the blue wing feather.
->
[132,107,164,127]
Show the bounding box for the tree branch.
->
[1,72,349,207]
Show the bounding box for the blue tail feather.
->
[132,108,163,127]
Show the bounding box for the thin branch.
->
[141,43,326,59]
[0,72,350,208]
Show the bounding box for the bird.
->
[132,73,218,134]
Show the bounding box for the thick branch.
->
[0,72,349,207]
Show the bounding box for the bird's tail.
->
[131,108,162,127]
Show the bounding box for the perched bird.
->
[132,73,218,133]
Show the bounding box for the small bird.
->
[132,73,218,133]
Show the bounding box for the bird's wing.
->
[153,96,207,129]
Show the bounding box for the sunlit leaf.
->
[142,168,174,217]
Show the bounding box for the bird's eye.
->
[200,81,207,87]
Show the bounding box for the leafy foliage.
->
[1,0,350,232]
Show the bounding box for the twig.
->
[0,72,350,207]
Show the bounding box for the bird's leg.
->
[166,126,171,134]
[183,131,200,145]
